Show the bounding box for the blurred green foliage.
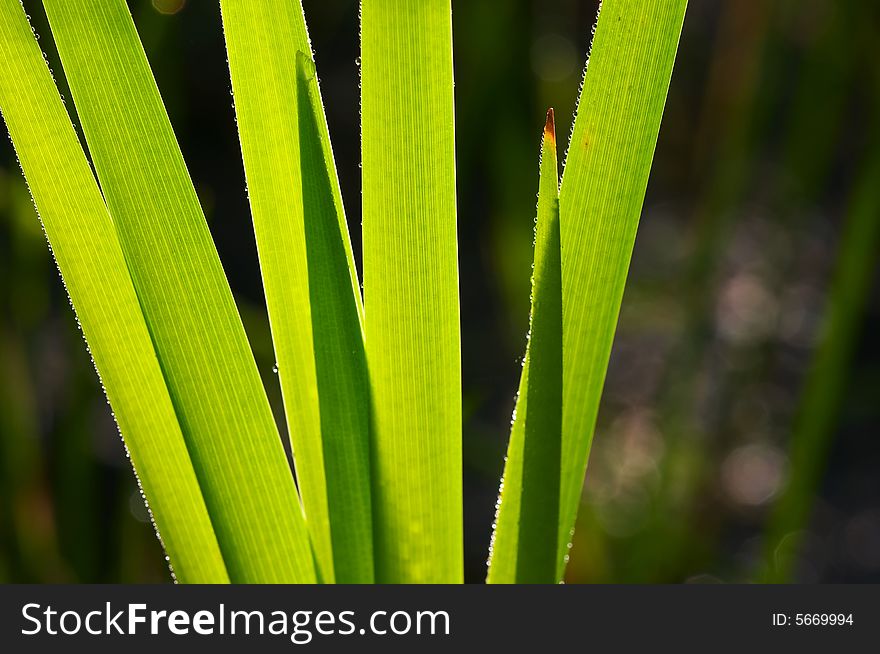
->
[1,0,877,583]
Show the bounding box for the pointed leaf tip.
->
[544,108,556,144]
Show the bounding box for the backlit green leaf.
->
[488,109,563,584]
[41,0,315,583]
[556,0,688,580]
[220,0,372,584]
[0,0,226,583]
[361,0,463,583]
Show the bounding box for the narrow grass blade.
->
[488,110,562,584]
[557,0,688,579]
[41,0,315,583]
[219,1,372,584]
[0,0,227,583]
[297,54,374,583]
[761,153,880,582]
[361,0,462,583]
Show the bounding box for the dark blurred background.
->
[1,0,878,583]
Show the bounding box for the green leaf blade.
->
[0,0,227,584]
[220,0,373,584]
[297,55,374,584]
[361,0,463,583]
[557,0,688,579]
[488,110,562,584]
[42,0,315,583]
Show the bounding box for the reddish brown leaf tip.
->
[544,108,556,145]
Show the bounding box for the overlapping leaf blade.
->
[490,0,688,582]
[41,0,315,583]
[488,110,562,584]
[220,0,373,583]
[0,0,227,583]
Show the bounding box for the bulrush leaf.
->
[488,109,563,584]
[489,0,688,583]
[361,0,463,583]
[556,0,688,579]
[41,0,315,583]
[220,0,372,584]
[0,0,226,583]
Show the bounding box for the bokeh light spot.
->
[152,0,186,16]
